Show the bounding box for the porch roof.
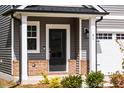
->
[3,5,109,16]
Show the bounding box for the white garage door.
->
[97,33,124,75]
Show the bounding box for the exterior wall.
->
[13,60,48,76]
[81,20,89,75]
[14,17,79,60]
[98,5,124,30]
[97,5,124,75]
[81,20,89,66]
[13,17,89,76]
[13,59,86,76]
[13,17,80,75]
[68,60,76,74]
[0,5,12,75]
[100,5,124,16]
[81,59,88,75]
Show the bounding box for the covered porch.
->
[2,5,108,82]
[13,15,96,81]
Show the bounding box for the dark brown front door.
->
[49,29,66,71]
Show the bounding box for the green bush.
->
[48,77,62,88]
[61,75,83,88]
[86,71,104,88]
[40,73,49,84]
[110,73,124,87]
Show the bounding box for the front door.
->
[49,29,66,71]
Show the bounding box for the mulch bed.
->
[15,84,49,88]
[0,79,49,88]
[104,86,124,88]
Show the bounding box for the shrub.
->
[110,73,124,87]
[40,73,49,84]
[86,71,104,88]
[48,77,62,88]
[61,74,83,88]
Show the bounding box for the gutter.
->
[95,16,103,72]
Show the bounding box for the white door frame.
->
[46,24,70,72]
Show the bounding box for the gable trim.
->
[17,5,28,9]
[92,5,105,12]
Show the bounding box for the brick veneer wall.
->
[28,60,48,76]
[13,60,48,76]
[68,59,77,74]
[81,59,88,75]
[13,60,19,76]
[13,59,88,76]
[68,59,88,75]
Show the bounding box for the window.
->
[97,33,112,39]
[27,21,40,53]
[116,34,124,39]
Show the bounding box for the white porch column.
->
[11,18,14,75]
[79,18,82,74]
[89,17,96,72]
[21,15,28,80]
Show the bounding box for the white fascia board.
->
[15,12,103,19]
[92,5,105,12]
[17,5,28,9]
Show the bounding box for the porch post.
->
[79,18,82,74]
[89,17,96,72]
[21,15,28,81]
[11,18,14,75]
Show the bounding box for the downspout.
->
[11,14,22,84]
[95,16,103,72]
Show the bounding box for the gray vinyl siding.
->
[14,19,20,60]
[101,5,124,15]
[0,5,12,75]
[82,20,89,60]
[98,5,124,29]
[14,17,80,60]
[14,17,89,61]
[97,19,124,29]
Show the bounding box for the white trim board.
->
[11,18,14,75]
[17,5,28,9]
[21,15,28,80]
[27,21,40,53]
[92,5,105,12]
[98,28,124,33]
[15,12,102,19]
[79,18,82,74]
[46,24,70,72]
